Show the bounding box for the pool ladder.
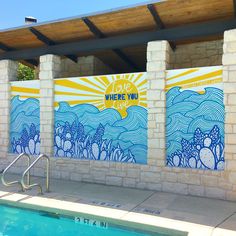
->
[1,153,50,195]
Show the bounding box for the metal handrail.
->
[21,154,50,195]
[1,153,31,192]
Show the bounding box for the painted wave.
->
[54,104,147,164]
[166,87,225,170]
[10,96,40,155]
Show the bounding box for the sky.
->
[0,0,159,30]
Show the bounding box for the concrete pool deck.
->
[0,173,235,236]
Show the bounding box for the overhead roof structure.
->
[0,0,235,72]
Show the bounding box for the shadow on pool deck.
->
[0,173,236,236]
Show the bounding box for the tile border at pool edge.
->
[0,191,214,236]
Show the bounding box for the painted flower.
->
[11,123,40,155]
[54,122,137,163]
[167,125,224,170]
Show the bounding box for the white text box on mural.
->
[10,80,40,155]
[166,66,224,170]
[54,73,147,164]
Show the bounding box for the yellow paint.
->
[55,73,147,117]
[55,79,104,95]
[180,77,222,90]
[133,73,143,83]
[104,79,139,117]
[80,77,105,91]
[11,86,39,94]
[55,91,102,97]
[55,99,103,107]
[166,69,222,90]
[11,95,40,99]
[166,69,199,81]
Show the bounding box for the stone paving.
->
[0,173,235,236]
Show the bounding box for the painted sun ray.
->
[11,86,40,94]
[133,73,144,84]
[166,76,222,91]
[97,104,106,110]
[55,79,104,95]
[166,68,199,82]
[139,102,147,107]
[79,77,106,91]
[166,77,223,92]
[166,69,222,90]
[136,79,147,88]
[99,76,110,86]
[179,77,222,90]
[55,85,102,96]
[94,76,108,87]
[139,91,147,96]
[129,74,135,82]
[55,91,103,97]
[55,98,103,107]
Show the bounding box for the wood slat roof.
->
[0,0,235,71]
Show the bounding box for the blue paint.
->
[166,87,225,170]
[0,204,168,236]
[54,103,147,164]
[10,96,40,155]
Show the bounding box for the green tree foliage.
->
[17,63,35,81]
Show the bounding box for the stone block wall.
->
[170,40,223,69]
[1,31,236,201]
[60,56,114,77]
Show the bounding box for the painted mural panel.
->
[10,80,40,155]
[166,66,224,170]
[54,73,147,164]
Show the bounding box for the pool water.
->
[0,204,168,236]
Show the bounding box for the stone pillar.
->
[146,41,170,167]
[0,60,18,159]
[39,55,61,156]
[222,29,236,200]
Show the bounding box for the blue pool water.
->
[0,204,168,236]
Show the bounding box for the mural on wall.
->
[166,66,224,170]
[54,73,147,164]
[10,80,40,155]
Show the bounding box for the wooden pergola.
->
[0,0,235,72]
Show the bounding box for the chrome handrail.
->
[1,153,31,192]
[21,154,50,195]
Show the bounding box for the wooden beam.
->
[1,18,236,61]
[147,4,176,51]
[234,0,236,17]
[29,27,78,63]
[0,42,38,66]
[82,17,140,71]
[147,4,164,30]
[82,17,105,38]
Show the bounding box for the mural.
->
[10,80,40,155]
[166,66,225,170]
[54,73,147,164]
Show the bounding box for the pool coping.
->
[0,190,219,236]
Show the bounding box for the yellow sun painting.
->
[54,73,147,118]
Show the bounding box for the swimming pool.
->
[0,204,176,236]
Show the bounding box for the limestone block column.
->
[0,60,18,159]
[146,41,170,167]
[39,55,61,156]
[222,29,236,199]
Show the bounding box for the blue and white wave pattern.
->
[10,96,40,155]
[54,103,147,164]
[166,87,225,170]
